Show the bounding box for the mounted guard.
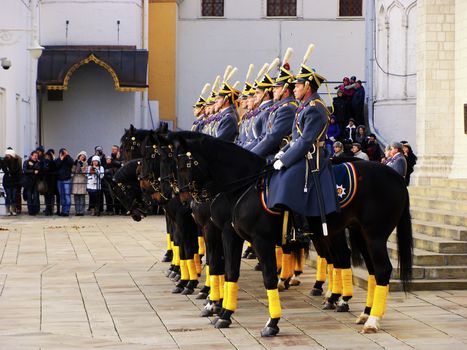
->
[267,44,339,241]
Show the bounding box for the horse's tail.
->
[348,228,364,267]
[396,190,413,293]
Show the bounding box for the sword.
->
[306,151,329,236]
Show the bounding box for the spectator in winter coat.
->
[344,118,357,144]
[1,148,22,216]
[332,89,348,130]
[332,141,345,158]
[351,80,365,126]
[72,151,88,216]
[351,143,369,160]
[40,150,57,216]
[55,148,74,216]
[386,142,407,179]
[22,151,40,215]
[366,134,382,162]
[103,145,123,214]
[355,125,368,150]
[86,156,104,216]
[402,143,417,186]
[325,116,341,154]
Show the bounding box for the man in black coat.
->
[55,148,74,216]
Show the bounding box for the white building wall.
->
[176,0,366,130]
[373,0,417,147]
[0,0,39,158]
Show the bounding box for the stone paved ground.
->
[0,215,466,350]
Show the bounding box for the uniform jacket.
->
[251,95,296,159]
[191,116,206,132]
[236,111,252,147]
[244,99,273,150]
[386,152,407,178]
[215,105,238,142]
[267,92,338,217]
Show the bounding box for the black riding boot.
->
[291,212,312,243]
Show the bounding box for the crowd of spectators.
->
[0,145,124,216]
[329,76,417,185]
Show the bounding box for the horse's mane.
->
[168,131,266,184]
[113,158,141,183]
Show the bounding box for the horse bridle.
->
[159,145,180,195]
[176,151,211,203]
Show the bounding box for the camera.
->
[1,58,11,70]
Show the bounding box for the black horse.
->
[168,131,413,336]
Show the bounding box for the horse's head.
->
[169,132,213,203]
[139,131,161,192]
[120,124,151,161]
[156,133,178,203]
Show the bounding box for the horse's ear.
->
[130,124,135,132]
[168,132,187,151]
[161,122,168,134]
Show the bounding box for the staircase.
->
[351,178,467,291]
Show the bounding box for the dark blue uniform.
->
[191,116,206,132]
[250,95,297,160]
[215,105,238,142]
[267,92,338,217]
[244,100,273,150]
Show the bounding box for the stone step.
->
[410,206,467,227]
[410,195,467,212]
[412,219,467,241]
[387,241,467,266]
[351,265,467,292]
[430,178,467,190]
[389,231,467,253]
[409,186,467,201]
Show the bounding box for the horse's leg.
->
[278,243,294,291]
[275,245,283,272]
[361,236,392,334]
[310,235,328,296]
[214,224,244,328]
[180,208,200,295]
[200,221,224,317]
[331,232,353,313]
[162,212,174,262]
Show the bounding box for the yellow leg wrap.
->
[222,282,229,308]
[225,282,238,311]
[342,268,353,297]
[370,285,389,317]
[332,268,343,295]
[187,259,198,281]
[383,285,390,314]
[275,246,283,272]
[280,254,292,280]
[219,275,225,299]
[294,248,305,273]
[198,236,205,256]
[366,275,376,308]
[180,260,189,280]
[194,254,202,274]
[267,289,282,319]
[248,242,252,248]
[205,265,211,287]
[210,275,220,301]
[173,245,180,266]
[316,256,327,282]
[166,234,172,251]
[326,263,334,291]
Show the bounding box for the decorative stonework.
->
[0,30,21,46]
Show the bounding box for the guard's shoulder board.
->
[309,100,316,107]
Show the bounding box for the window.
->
[201,0,224,17]
[339,0,362,17]
[267,0,297,17]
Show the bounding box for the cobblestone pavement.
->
[0,215,466,350]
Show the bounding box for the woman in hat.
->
[86,155,104,216]
[1,148,22,216]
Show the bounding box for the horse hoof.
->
[161,254,172,263]
[181,288,194,295]
[246,252,256,259]
[168,271,177,279]
[254,263,262,271]
[310,288,323,296]
[278,280,286,292]
[336,303,350,312]
[290,277,301,286]
[172,286,184,294]
[211,316,220,325]
[360,316,380,333]
[322,301,336,310]
[171,274,181,282]
[215,319,231,328]
[260,326,279,337]
[212,305,221,315]
[200,308,213,317]
[196,292,208,300]
[355,313,369,325]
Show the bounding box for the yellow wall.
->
[148,0,177,128]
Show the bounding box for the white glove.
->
[274,151,285,160]
[330,136,336,142]
[273,160,284,170]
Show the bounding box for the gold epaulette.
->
[310,98,331,117]
[281,101,298,108]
